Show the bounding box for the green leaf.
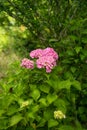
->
[75,46,82,54]
[54,99,66,112]
[59,125,74,130]
[31,89,40,101]
[46,80,58,91]
[66,50,74,56]
[47,79,72,91]
[81,29,87,34]
[39,85,50,93]
[49,39,58,43]
[0,118,8,129]
[29,84,36,91]
[7,105,19,116]
[32,105,39,113]
[47,94,57,104]
[64,72,74,80]
[82,38,87,43]
[9,114,23,126]
[48,119,58,128]
[69,0,73,5]
[69,35,77,41]
[58,80,72,90]
[44,110,53,121]
[37,118,46,127]
[72,80,81,90]
[75,120,82,130]
[28,112,35,119]
[28,105,39,119]
[0,110,5,116]
[70,67,76,73]
[39,98,47,107]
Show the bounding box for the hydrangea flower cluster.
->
[54,110,66,119]
[30,49,43,58]
[36,56,57,73]
[21,47,58,73]
[21,58,34,69]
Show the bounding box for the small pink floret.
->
[36,56,57,73]
[43,47,58,60]
[21,58,34,69]
[30,49,43,58]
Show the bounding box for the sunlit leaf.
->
[48,119,58,128]
[31,89,40,101]
[72,80,81,90]
[47,94,57,104]
[9,114,23,126]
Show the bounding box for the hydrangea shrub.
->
[0,47,82,130]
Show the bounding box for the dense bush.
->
[0,45,87,129]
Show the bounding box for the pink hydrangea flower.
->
[36,56,57,73]
[42,47,58,60]
[21,47,58,73]
[30,47,58,61]
[30,49,43,58]
[21,58,34,69]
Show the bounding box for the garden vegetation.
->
[0,0,87,130]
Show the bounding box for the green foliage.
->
[0,60,84,130]
[0,0,86,46]
[9,114,23,127]
[48,119,58,128]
